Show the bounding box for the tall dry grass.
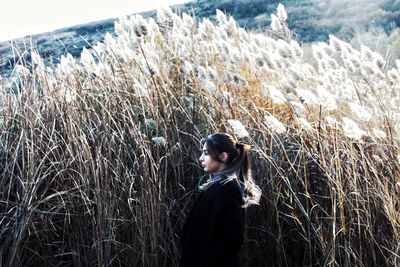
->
[0,4,399,267]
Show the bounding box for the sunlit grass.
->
[0,3,399,266]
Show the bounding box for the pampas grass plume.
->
[227,119,249,138]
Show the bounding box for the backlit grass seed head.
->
[265,115,286,134]
[14,65,30,77]
[342,117,368,141]
[227,119,249,139]
[182,13,194,29]
[319,42,334,56]
[387,69,400,84]
[198,19,216,40]
[57,53,78,76]
[277,40,294,58]
[265,85,286,104]
[195,65,207,80]
[133,15,148,37]
[206,67,218,81]
[349,103,372,122]
[222,90,231,110]
[290,40,303,58]
[290,101,305,115]
[156,6,173,23]
[361,45,374,62]
[31,51,43,66]
[271,14,283,32]
[225,16,239,37]
[238,28,249,42]
[133,83,149,98]
[295,88,319,105]
[263,53,277,69]
[325,116,338,128]
[216,9,228,26]
[372,128,387,139]
[145,118,157,131]
[80,48,95,70]
[202,80,217,94]
[373,54,385,70]
[288,67,304,81]
[316,86,337,111]
[277,3,288,21]
[152,137,166,147]
[361,62,377,77]
[183,61,194,75]
[296,117,312,131]
[329,34,344,52]
[312,45,326,60]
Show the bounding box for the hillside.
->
[0,0,399,77]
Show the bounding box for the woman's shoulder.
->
[209,174,242,197]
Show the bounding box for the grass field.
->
[0,5,399,266]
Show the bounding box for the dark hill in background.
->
[1,0,399,77]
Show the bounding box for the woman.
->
[180,133,261,267]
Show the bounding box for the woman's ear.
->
[220,152,228,162]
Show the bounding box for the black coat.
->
[180,176,245,267]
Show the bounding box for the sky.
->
[0,0,190,42]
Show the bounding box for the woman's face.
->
[199,143,225,174]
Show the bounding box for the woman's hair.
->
[200,133,261,207]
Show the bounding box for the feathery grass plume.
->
[372,128,387,139]
[224,16,239,37]
[198,18,216,41]
[264,85,286,104]
[290,40,303,58]
[361,45,374,62]
[315,86,337,111]
[325,116,338,128]
[145,118,157,131]
[264,115,286,134]
[221,90,231,110]
[14,64,30,77]
[349,103,372,122]
[329,34,345,52]
[206,66,218,81]
[80,47,96,72]
[312,43,327,60]
[30,51,43,66]
[276,3,288,21]
[277,39,294,59]
[133,83,149,98]
[342,117,368,140]
[152,136,166,147]
[295,88,318,105]
[215,9,228,26]
[182,12,194,29]
[296,117,312,131]
[133,15,149,38]
[343,51,361,72]
[156,6,173,24]
[56,53,79,77]
[387,68,400,84]
[270,14,283,32]
[227,119,249,138]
